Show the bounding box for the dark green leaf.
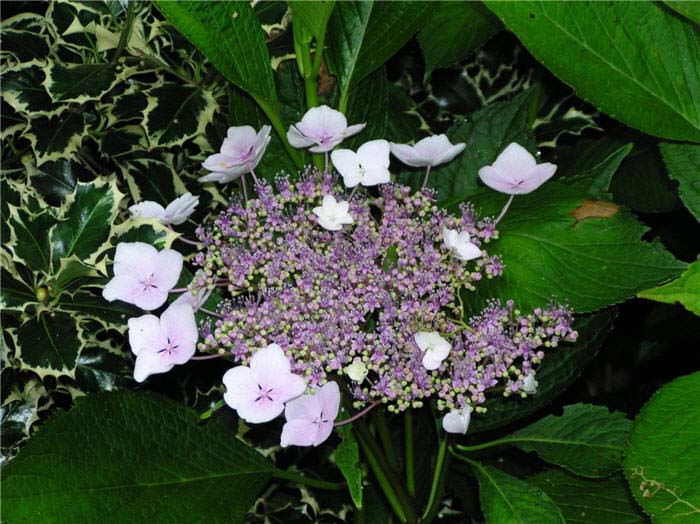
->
[0,267,36,313]
[72,347,134,394]
[344,67,388,149]
[50,257,99,293]
[44,63,119,103]
[26,158,83,206]
[156,1,277,102]
[405,88,539,204]
[659,142,700,222]
[664,1,700,25]
[582,143,633,199]
[2,391,274,523]
[144,83,216,148]
[466,177,686,314]
[57,291,140,327]
[624,372,700,522]
[504,404,632,477]
[16,312,81,377]
[529,470,646,524]
[8,207,55,273]
[26,112,86,165]
[327,0,431,109]
[0,29,49,61]
[638,258,700,317]
[290,0,335,41]
[471,311,616,434]
[485,1,700,141]
[473,463,565,524]
[125,158,179,206]
[1,63,54,114]
[418,2,501,81]
[51,179,122,266]
[332,424,363,509]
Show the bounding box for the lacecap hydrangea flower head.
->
[103,103,576,447]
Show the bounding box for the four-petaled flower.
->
[222,344,307,424]
[345,361,368,383]
[442,406,471,434]
[478,142,557,195]
[102,242,182,310]
[331,139,391,188]
[201,125,271,183]
[281,381,340,447]
[129,192,199,226]
[414,331,451,371]
[390,135,466,168]
[287,105,365,153]
[442,228,482,261]
[312,195,354,231]
[128,303,198,382]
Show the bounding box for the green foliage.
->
[418,2,501,81]
[2,391,274,524]
[486,1,700,142]
[503,404,632,477]
[473,463,565,524]
[529,470,646,524]
[624,373,700,522]
[638,258,700,315]
[289,0,335,42]
[659,142,700,222]
[332,424,364,509]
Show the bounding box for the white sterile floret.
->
[414,331,451,371]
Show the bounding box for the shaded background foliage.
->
[1,1,699,523]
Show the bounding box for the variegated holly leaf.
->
[57,291,140,332]
[67,346,135,394]
[0,101,26,140]
[43,62,122,103]
[24,112,86,166]
[0,28,50,62]
[6,205,55,274]
[0,267,37,314]
[15,311,82,379]
[95,217,179,266]
[23,157,84,207]
[143,83,217,148]
[98,125,149,158]
[123,157,180,206]
[1,61,57,115]
[50,256,103,294]
[51,178,124,269]
[106,89,150,126]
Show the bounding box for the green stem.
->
[354,419,418,524]
[112,0,136,63]
[421,436,450,523]
[454,437,515,453]
[253,96,304,169]
[272,469,345,491]
[375,410,399,471]
[404,410,416,497]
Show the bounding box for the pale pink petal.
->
[222,366,260,411]
[357,139,390,168]
[313,420,334,446]
[492,143,537,174]
[287,125,315,149]
[280,419,317,447]
[127,314,164,356]
[361,166,391,186]
[221,126,257,156]
[133,350,175,383]
[519,163,557,193]
[163,193,198,225]
[308,136,344,153]
[442,409,470,434]
[317,382,340,424]
[129,201,165,221]
[151,249,183,291]
[478,165,515,194]
[249,344,292,386]
[159,304,198,364]
[301,105,348,138]
[413,135,454,162]
[254,125,272,152]
[390,142,423,167]
[284,392,321,422]
[331,149,362,187]
[198,172,226,183]
[434,142,466,166]
[341,123,366,140]
[102,274,142,304]
[132,287,170,311]
[202,153,238,173]
[113,243,157,278]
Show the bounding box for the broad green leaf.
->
[2,391,274,523]
[471,311,615,434]
[143,83,217,148]
[7,206,55,273]
[344,67,389,149]
[624,372,700,523]
[16,312,82,378]
[583,143,633,199]
[25,112,86,165]
[71,347,134,394]
[332,424,363,509]
[404,88,539,204]
[502,404,632,478]
[99,125,149,158]
[418,2,501,81]
[659,142,700,222]
[465,177,686,314]
[0,28,49,62]
[485,1,700,141]
[1,61,55,114]
[51,179,123,267]
[156,1,277,102]
[0,267,36,313]
[326,0,431,110]
[665,1,700,25]
[473,463,565,524]
[290,0,335,41]
[124,158,180,206]
[639,257,700,316]
[24,157,84,206]
[529,470,645,524]
[43,62,120,103]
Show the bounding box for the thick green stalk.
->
[421,436,450,523]
[455,436,517,453]
[253,96,304,169]
[404,410,416,496]
[354,419,418,524]
[375,410,400,471]
[112,1,136,63]
[273,469,345,491]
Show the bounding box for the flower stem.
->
[421,165,432,189]
[494,194,514,225]
[334,401,380,427]
[375,409,400,472]
[199,307,222,319]
[404,410,416,497]
[421,435,450,523]
[240,175,249,202]
[190,354,221,361]
[174,236,202,247]
[273,469,346,491]
[454,436,514,453]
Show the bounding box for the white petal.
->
[151,249,183,291]
[434,142,466,166]
[331,149,362,187]
[163,193,199,225]
[390,142,424,167]
[127,314,163,356]
[357,139,390,169]
[129,201,165,221]
[360,166,391,186]
[442,409,470,434]
[287,125,315,149]
[491,142,537,176]
[113,242,157,278]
